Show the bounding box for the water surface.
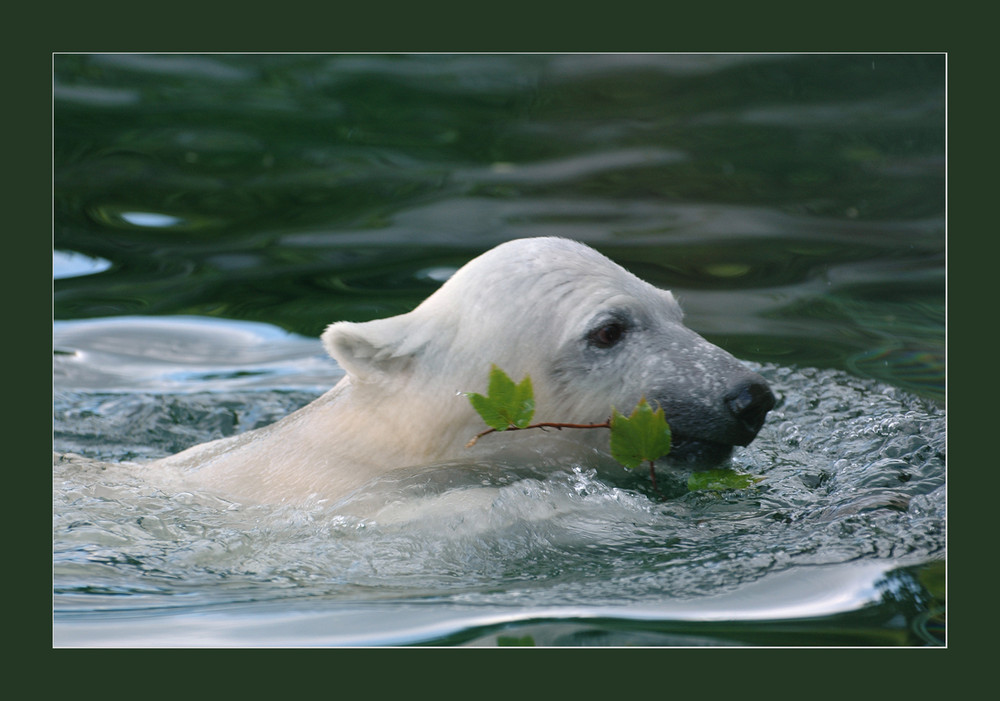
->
[53,53,945,646]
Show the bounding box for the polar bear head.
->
[322,237,774,465]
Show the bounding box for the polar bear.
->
[150,237,774,505]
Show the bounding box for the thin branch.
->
[465,420,610,448]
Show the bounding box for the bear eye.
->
[588,321,626,349]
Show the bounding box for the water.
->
[53,53,945,647]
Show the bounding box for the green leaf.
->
[467,365,535,431]
[609,397,672,469]
[687,469,763,492]
[467,392,511,431]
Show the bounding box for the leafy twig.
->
[465,420,611,448]
[465,366,761,495]
[465,366,670,488]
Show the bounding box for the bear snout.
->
[724,378,775,446]
[646,371,774,465]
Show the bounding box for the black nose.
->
[724,379,775,445]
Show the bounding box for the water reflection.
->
[54,54,944,398]
[53,250,112,279]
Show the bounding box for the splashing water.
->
[53,359,944,646]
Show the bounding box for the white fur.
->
[149,237,763,505]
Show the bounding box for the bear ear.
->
[321,317,419,383]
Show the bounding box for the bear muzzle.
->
[655,374,775,465]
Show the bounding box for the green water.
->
[52,54,946,647]
[54,53,944,400]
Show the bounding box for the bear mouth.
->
[665,435,735,466]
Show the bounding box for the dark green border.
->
[20,0,980,694]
